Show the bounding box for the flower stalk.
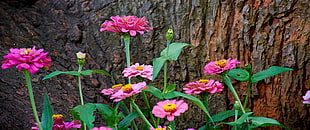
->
[223,75,246,113]
[130,99,154,128]
[24,70,42,130]
[124,34,131,84]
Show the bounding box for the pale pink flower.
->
[303,90,310,104]
[150,126,166,130]
[110,82,146,102]
[123,63,153,80]
[152,100,188,121]
[91,126,113,130]
[1,46,51,74]
[186,129,195,130]
[204,58,240,75]
[100,15,153,36]
[32,114,81,130]
[183,79,224,95]
[101,84,123,95]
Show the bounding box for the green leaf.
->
[42,71,80,80]
[251,66,293,83]
[207,110,242,123]
[152,57,167,80]
[70,103,96,129]
[228,69,250,81]
[249,117,288,129]
[165,84,176,92]
[143,85,163,99]
[118,111,140,129]
[220,112,253,126]
[41,94,54,130]
[163,91,214,123]
[80,70,93,75]
[96,103,120,127]
[160,43,192,61]
[92,70,112,77]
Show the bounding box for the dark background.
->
[0,0,309,129]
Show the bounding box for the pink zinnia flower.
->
[122,63,153,80]
[32,114,81,130]
[303,90,310,104]
[110,82,146,102]
[204,58,240,75]
[152,99,188,121]
[1,46,52,74]
[100,15,153,36]
[91,126,113,130]
[183,79,224,95]
[150,126,167,130]
[101,84,123,95]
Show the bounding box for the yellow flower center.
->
[112,84,123,89]
[122,84,133,93]
[163,103,177,112]
[215,60,227,68]
[52,114,64,120]
[21,48,32,55]
[198,79,209,83]
[135,66,144,70]
[154,128,165,130]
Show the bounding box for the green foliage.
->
[41,94,54,130]
[165,84,176,93]
[251,66,293,83]
[70,103,96,129]
[96,103,123,127]
[163,91,214,123]
[228,69,250,81]
[92,69,112,77]
[152,43,192,80]
[249,117,289,129]
[207,110,242,123]
[143,85,163,99]
[43,69,111,80]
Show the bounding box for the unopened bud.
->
[234,101,241,110]
[166,29,174,40]
[76,51,86,59]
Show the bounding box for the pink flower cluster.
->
[152,99,188,121]
[204,58,240,75]
[184,79,224,95]
[1,46,51,74]
[150,126,166,130]
[303,90,310,104]
[122,63,153,80]
[101,82,146,102]
[100,15,153,36]
[32,114,81,130]
[91,126,113,130]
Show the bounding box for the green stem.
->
[142,91,156,126]
[201,93,210,129]
[130,100,154,128]
[243,81,252,109]
[124,34,131,84]
[234,110,238,130]
[223,75,246,113]
[77,65,86,130]
[77,65,84,105]
[163,61,168,93]
[24,70,42,130]
[170,121,175,130]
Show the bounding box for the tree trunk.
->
[0,0,309,129]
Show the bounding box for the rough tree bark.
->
[0,0,309,129]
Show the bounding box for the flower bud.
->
[166,29,174,40]
[76,51,86,59]
[76,51,86,65]
[234,101,241,110]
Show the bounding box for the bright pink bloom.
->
[122,63,153,80]
[183,79,224,95]
[101,84,123,95]
[100,15,153,36]
[32,114,81,130]
[152,99,188,121]
[91,126,113,130]
[110,82,146,102]
[186,129,195,130]
[150,126,167,130]
[204,58,240,75]
[1,46,51,74]
[303,90,310,104]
